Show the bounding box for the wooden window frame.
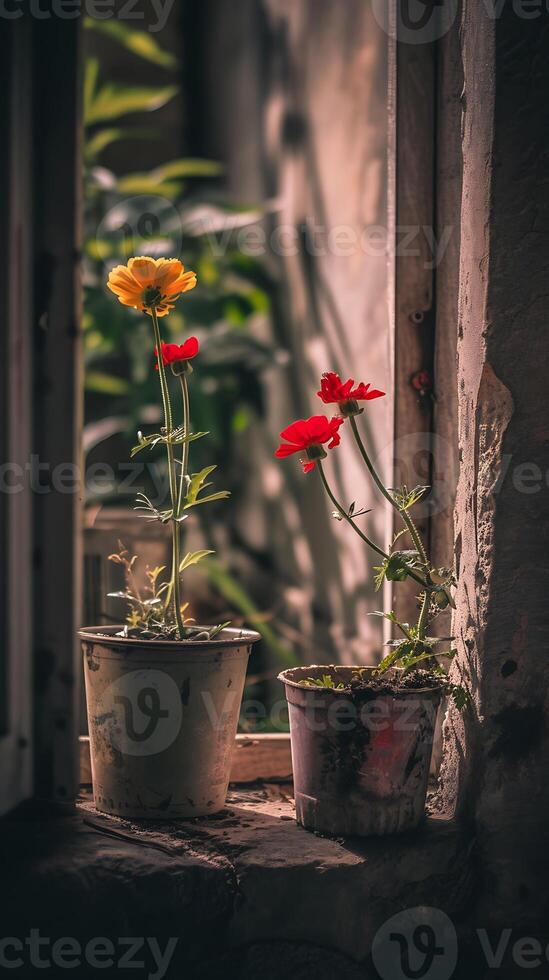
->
[0,19,34,816]
[79,733,293,787]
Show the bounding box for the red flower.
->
[275,415,344,473]
[317,372,385,413]
[154,337,199,369]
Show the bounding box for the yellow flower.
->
[107,256,197,317]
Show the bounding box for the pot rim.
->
[78,624,262,650]
[278,663,444,696]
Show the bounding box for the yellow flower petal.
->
[128,256,158,285]
[106,255,196,316]
[164,271,197,296]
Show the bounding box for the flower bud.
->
[305,444,328,462]
[171,359,194,377]
[338,399,364,418]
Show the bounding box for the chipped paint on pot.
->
[279,665,442,837]
[79,626,260,819]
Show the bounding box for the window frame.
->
[0,18,34,816]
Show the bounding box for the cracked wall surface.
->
[440,0,549,929]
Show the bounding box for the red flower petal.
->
[317,371,385,404]
[274,415,344,470]
[154,337,200,368]
[274,443,301,458]
[279,419,313,448]
[179,336,199,360]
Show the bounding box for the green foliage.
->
[84,18,178,69]
[390,485,429,511]
[130,428,208,458]
[107,541,174,631]
[201,560,298,667]
[447,684,471,710]
[84,61,179,126]
[107,542,228,640]
[298,675,345,690]
[179,550,214,573]
[373,551,421,591]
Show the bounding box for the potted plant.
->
[79,255,260,819]
[275,373,467,836]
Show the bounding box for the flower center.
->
[143,286,163,308]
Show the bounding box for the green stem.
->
[349,415,428,565]
[177,374,191,515]
[317,462,388,560]
[150,308,184,636]
[417,590,430,641]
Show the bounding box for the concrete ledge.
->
[1,789,472,978]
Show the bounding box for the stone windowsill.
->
[2,786,470,978]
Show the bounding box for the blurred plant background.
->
[82,2,394,734]
[82,14,297,732]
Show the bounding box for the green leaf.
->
[369,610,397,622]
[300,675,345,690]
[204,621,231,640]
[182,466,230,510]
[184,465,217,504]
[130,429,209,458]
[85,81,179,125]
[84,126,158,163]
[85,371,131,395]
[400,651,449,676]
[374,551,420,591]
[449,685,470,710]
[154,158,223,180]
[179,550,215,574]
[169,427,209,447]
[84,18,177,69]
[115,159,222,200]
[390,485,429,511]
[184,491,231,508]
[374,641,416,676]
[115,174,183,201]
[84,57,100,123]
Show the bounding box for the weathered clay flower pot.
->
[79,626,260,819]
[279,665,442,836]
